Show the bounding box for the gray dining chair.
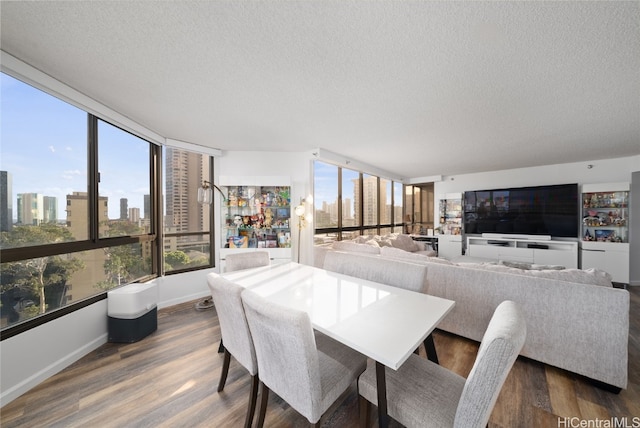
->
[217,250,270,353]
[206,273,259,428]
[241,289,368,427]
[224,250,270,272]
[358,300,527,428]
[323,251,440,362]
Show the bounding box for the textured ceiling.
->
[1,1,639,179]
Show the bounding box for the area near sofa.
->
[315,234,629,391]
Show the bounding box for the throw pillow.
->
[390,234,420,252]
[498,260,534,270]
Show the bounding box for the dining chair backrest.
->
[323,250,429,293]
[241,289,324,422]
[454,300,527,428]
[206,273,258,375]
[225,251,270,272]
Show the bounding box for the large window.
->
[313,160,404,244]
[0,73,165,334]
[162,147,213,273]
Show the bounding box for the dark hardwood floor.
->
[2,286,639,427]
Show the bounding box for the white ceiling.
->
[1,1,639,179]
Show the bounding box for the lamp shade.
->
[197,186,212,204]
[294,204,305,217]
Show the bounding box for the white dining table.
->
[221,261,455,428]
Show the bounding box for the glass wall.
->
[313,160,404,245]
[0,72,213,334]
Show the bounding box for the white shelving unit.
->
[219,176,292,270]
[466,235,578,268]
[580,183,630,283]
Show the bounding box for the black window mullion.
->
[151,144,162,276]
[88,114,99,242]
[337,167,342,240]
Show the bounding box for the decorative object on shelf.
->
[197,180,227,204]
[580,183,630,284]
[439,193,462,235]
[581,186,628,243]
[221,184,292,250]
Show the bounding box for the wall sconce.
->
[197,180,227,204]
[294,199,307,263]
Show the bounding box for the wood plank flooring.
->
[2,286,639,427]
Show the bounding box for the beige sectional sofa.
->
[314,238,630,391]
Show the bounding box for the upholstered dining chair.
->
[206,273,259,428]
[241,289,368,428]
[217,251,271,353]
[224,250,270,272]
[323,251,441,362]
[358,300,527,428]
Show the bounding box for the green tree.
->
[1,224,83,315]
[164,250,190,270]
[96,220,148,290]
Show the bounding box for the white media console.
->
[466,234,578,268]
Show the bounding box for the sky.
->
[1,73,149,220]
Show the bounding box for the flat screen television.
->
[463,183,579,238]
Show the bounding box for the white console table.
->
[466,236,578,268]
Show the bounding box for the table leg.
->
[376,361,389,428]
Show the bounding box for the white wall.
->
[434,156,639,196]
[216,150,315,265]
[0,301,108,406]
[631,171,640,286]
[432,155,640,285]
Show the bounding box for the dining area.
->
[210,252,527,428]
[4,253,639,427]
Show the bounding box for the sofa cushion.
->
[462,262,613,287]
[498,260,565,270]
[332,240,381,255]
[527,268,613,287]
[380,246,447,263]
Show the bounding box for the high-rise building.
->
[17,193,44,225]
[143,194,150,219]
[352,176,384,226]
[65,192,110,303]
[43,196,58,223]
[128,207,140,224]
[66,191,109,240]
[0,171,12,231]
[165,147,209,233]
[120,198,128,220]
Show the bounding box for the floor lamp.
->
[294,200,306,263]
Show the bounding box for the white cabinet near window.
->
[581,242,629,284]
[437,234,463,260]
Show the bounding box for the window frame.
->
[313,160,404,241]
[1,112,161,339]
[162,151,215,276]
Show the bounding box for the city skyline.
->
[1,73,148,221]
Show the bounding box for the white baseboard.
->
[0,334,108,407]
[158,290,210,310]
